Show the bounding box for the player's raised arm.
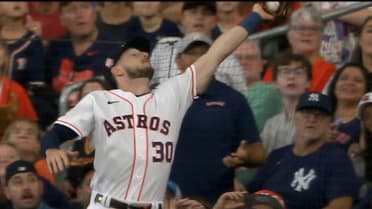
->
[193,3,273,93]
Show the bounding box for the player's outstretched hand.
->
[45,149,79,174]
[252,3,275,21]
[213,191,247,209]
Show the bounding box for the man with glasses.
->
[246,92,359,209]
[233,40,282,131]
[261,52,312,155]
[262,6,336,93]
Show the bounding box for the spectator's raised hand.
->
[176,198,207,209]
[213,191,247,209]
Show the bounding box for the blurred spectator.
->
[263,6,336,93]
[67,77,110,110]
[353,92,372,209]
[0,40,38,139]
[308,2,372,68]
[0,143,72,209]
[96,2,132,42]
[326,63,369,177]
[2,118,54,184]
[0,143,21,208]
[247,92,359,209]
[69,163,94,209]
[127,2,182,50]
[261,52,312,155]
[160,2,183,26]
[215,2,242,34]
[0,1,53,128]
[28,2,68,45]
[351,16,372,90]
[3,160,55,209]
[233,40,282,131]
[170,32,264,205]
[150,2,247,95]
[45,2,116,93]
[0,2,46,90]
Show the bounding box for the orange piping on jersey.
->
[108,91,137,200]
[137,94,154,201]
[84,137,94,154]
[56,119,84,136]
[189,65,196,98]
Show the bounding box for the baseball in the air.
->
[265,2,280,12]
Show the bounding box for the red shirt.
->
[28,2,67,40]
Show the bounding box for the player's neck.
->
[119,79,151,95]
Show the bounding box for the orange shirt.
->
[34,159,55,184]
[262,57,336,92]
[0,77,38,120]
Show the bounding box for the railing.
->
[248,2,372,41]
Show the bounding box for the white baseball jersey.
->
[55,66,197,205]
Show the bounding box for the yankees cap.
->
[296,92,333,115]
[357,92,372,118]
[245,189,286,209]
[176,32,212,55]
[5,160,37,183]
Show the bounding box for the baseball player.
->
[40,4,273,209]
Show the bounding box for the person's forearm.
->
[40,124,79,157]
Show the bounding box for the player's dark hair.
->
[271,50,312,81]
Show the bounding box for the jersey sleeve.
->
[155,65,197,112]
[54,94,95,137]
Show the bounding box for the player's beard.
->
[126,66,154,80]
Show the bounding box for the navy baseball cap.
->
[296,92,333,115]
[5,160,37,183]
[103,37,151,89]
[182,2,217,14]
[105,37,150,69]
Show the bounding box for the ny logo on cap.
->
[18,166,27,172]
[308,93,319,102]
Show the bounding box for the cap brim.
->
[246,194,284,209]
[296,105,332,116]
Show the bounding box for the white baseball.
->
[266,2,280,12]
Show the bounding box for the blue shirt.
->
[7,31,45,87]
[247,143,359,209]
[96,14,129,43]
[45,31,117,87]
[337,117,361,150]
[125,17,182,50]
[170,79,260,205]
